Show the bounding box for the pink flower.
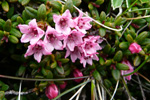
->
[80,36,102,56]
[45,84,58,99]
[1,35,8,42]
[80,53,99,67]
[59,81,67,90]
[63,29,84,51]
[121,60,134,81]
[53,10,74,35]
[74,10,92,34]
[65,46,81,62]
[18,19,45,44]
[129,42,142,54]
[44,26,63,51]
[24,40,51,63]
[73,69,83,83]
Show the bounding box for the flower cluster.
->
[18,10,102,67]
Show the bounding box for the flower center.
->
[59,18,67,29]
[85,42,93,50]
[47,34,57,43]
[33,44,43,53]
[29,27,38,37]
[78,18,85,29]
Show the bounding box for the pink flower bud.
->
[45,84,58,99]
[129,43,142,54]
[59,81,67,90]
[73,69,83,83]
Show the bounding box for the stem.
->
[124,56,150,76]
[52,79,91,100]
[123,8,150,14]
[121,0,138,16]
[0,74,90,81]
[98,81,112,98]
[69,79,89,100]
[137,75,146,100]
[110,80,119,100]
[122,77,133,100]
[137,72,150,83]
[96,81,102,100]
[126,15,150,20]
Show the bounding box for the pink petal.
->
[24,45,34,57]
[34,52,42,63]
[29,19,37,28]
[21,33,32,43]
[67,41,75,51]
[44,43,54,52]
[62,10,71,18]
[87,58,92,65]
[37,27,45,38]
[53,14,60,24]
[18,25,30,34]
[53,40,63,50]
[71,53,77,62]
[65,48,71,58]
[30,36,40,44]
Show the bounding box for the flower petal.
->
[21,33,32,43]
[29,19,37,28]
[18,25,30,34]
[34,52,42,63]
[53,14,60,24]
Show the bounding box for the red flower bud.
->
[59,81,67,90]
[129,43,142,54]
[45,84,58,99]
[73,69,83,83]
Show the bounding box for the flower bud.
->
[59,81,67,90]
[129,43,142,54]
[73,69,83,83]
[45,84,58,99]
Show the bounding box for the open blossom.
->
[53,10,74,35]
[121,60,134,81]
[18,19,45,44]
[74,10,92,34]
[73,69,83,83]
[44,26,63,51]
[129,42,142,54]
[65,46,81,62]
[80,36,102,56]
[24,40,51,63]
[45,84,58,99]
[63,29,84,51]
[80,53,99,67]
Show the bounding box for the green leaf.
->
[140,0,149,3]
[111,0,123,10]
[112,69,120,81]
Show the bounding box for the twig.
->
[137,72,150,83]
[137,75,146,100]
[18,80,23,100]
[96,81,102,100]
[0,74,90,81]
[116,7,122,17]
[126,15,150,20]
[110,80,119,100]
[5,89,33,95]
[136,24,148,36]
[69,78,89,100]
[131,79,150,90]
